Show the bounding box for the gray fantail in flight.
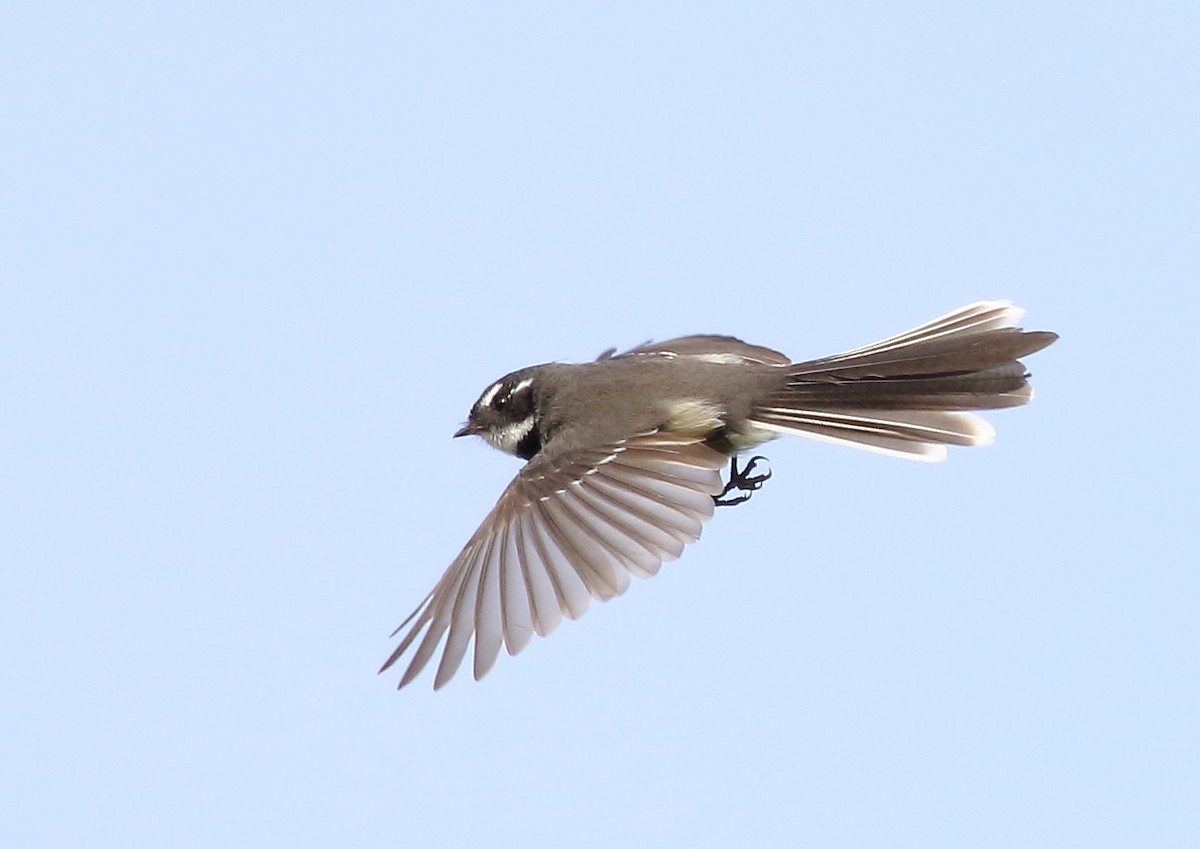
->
[381,300,1057,690]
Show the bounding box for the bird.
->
[381,300,1058,689]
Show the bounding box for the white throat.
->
[483,415,536,455]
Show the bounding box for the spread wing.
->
[381,431,727,690]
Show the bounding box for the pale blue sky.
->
[3,3,1197,847]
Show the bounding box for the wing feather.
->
[472,530,505,681]
[381,432,726,689]
[513,513,563,638]
[498,522,534,655]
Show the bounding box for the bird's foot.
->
[713,455,772,507]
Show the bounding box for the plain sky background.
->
[3,2,1197,847]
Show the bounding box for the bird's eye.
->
[494,393,508,410]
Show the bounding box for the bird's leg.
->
[713,455,772,506]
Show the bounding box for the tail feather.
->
[827,300,1029,359]
[751,408,994,462]
[750,301,1057,461]
[773,364,1034,411]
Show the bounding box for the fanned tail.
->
[749,301,1058,461]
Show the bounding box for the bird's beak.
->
[454,423,475,438]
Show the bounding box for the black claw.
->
[713,455,773,507]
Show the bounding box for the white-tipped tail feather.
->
[748,408,996,462]
[751,301,1055,461]
[826,300,1024,362]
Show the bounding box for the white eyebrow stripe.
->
[512,378,534,394]
[479,382,503,407]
